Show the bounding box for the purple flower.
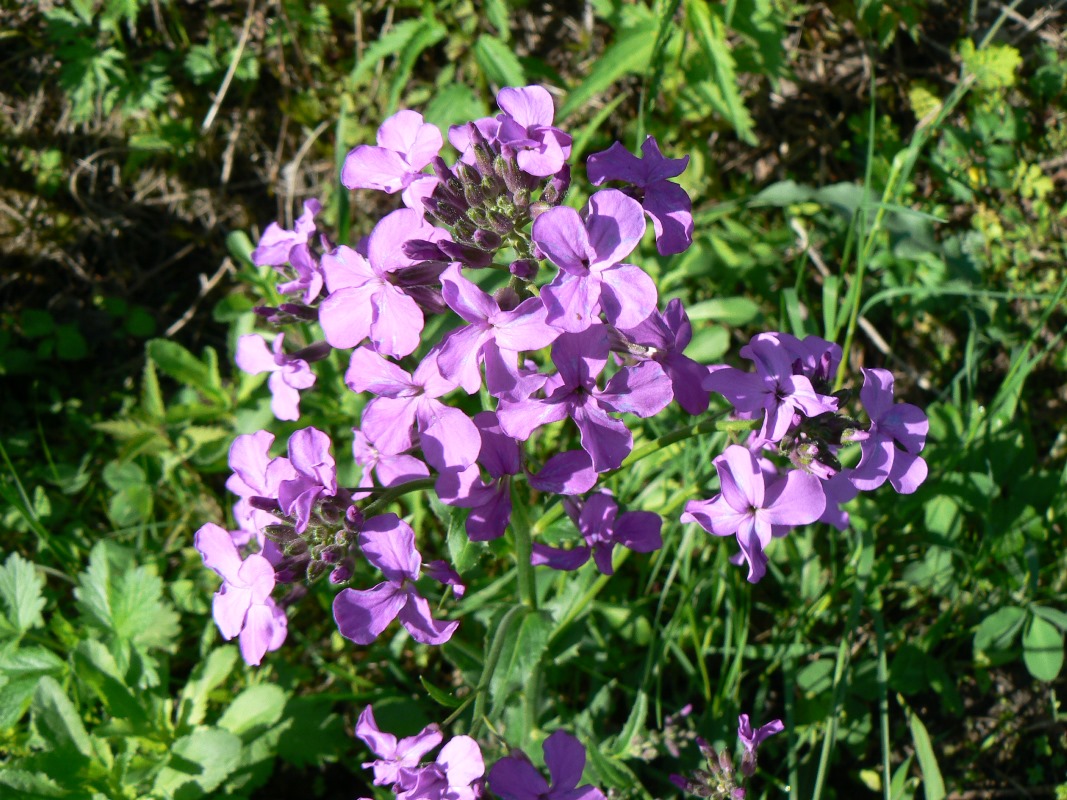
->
[225,431,297,546]
[194,522,287,666]
[397,736,484,800]
[488,730,605,800]
[497,325,672,472]
[342,110,443,210]
[681,445,826,583]
[319,209,450,358]
[332,513,458,645]
[235,333,316,421]
[494,85,572,178]
[353,429,430,489]
[436,263,559,396]
[251,198,322,266]
[849,368,929,494]
[617,299,711,415]
[704,333,838,443]
[355,705,443,788]
[533,189,656,333]
[526,450,599,496]
[586,137,693,255]
[277,427,338,533]
[345,346,480,473]
[737,715,784,754]
[532,491,662,575]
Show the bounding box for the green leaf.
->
[218,684,288,739]
[146,339,228,405]
[1031,605,1067,632]
[474,35,526,88]
[447,507,481,575]
[349,19,425,86]
[73,640,149,725]
[0,769,70,798]
[973,606,1026,652]
[606,690,647,757]
[0,644,66,680]
[178,645,238,729]
[153,726,243,798]
[387,19,446,114]
[420,675,464,708]
[684,0,756,144]
[0,552,46,637]
[74,542,180,650]
[225,231,255,268]
[685,296,761,326]
[906,703,945,800]
[489,609,553,714]
[423,84,489,135]
[32,676,93,758]
[1022,615,1064,682]
[559,23,657,121]
[959,39,1022,91]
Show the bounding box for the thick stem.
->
[509,482,538,610]
[360,477,436,518]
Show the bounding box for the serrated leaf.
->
[0,768,69,798]
[32,676,93,758]
[74,542,180,650]
[218,684,288,739]
[1023,616,1064,682]
[474,35,526,88]
[973,606,1026,652]
[153,726,243,797]
[74,640,149,725]
[92,419,154,441]
[959,39,1021,91]
[349,18,425,86]
[0,644,66,679]
[0,676,46,729]
[684,0,756,144]
[0,552,46,637]
[178,644,238,729]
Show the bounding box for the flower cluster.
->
[192,81,931,795]
[671,714,784,799]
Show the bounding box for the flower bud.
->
[249,495,282,512]
[306,560,327,583]
[540,165,571,205]
[263,523,297,544]
[508,259,538,280]
[440,240,493,268]
[291,341,333,362]
[403,238,447,262]
[473,229,502,250]
[344,505,364,534]
[329,562,353,584]
[284,538,308,557]
[486,210,513,235]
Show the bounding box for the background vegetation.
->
[1,0,1065,798]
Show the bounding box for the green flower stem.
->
[510,483,538,609]
[360,477,436,518]
[469,603,527,736]
[612,415,761,475]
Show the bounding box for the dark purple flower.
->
[355,705,443,788]
[533,189,656,333]
[235,333,316,421]
[738,715,784,754]
[532,490,662,574]
[850,368,928,494]
[681,445,826,583]
[333,514,458,645]
[586,137,693,255]
[617,299,711,415]
[488,730,604,800]
[195,522,287,665]
[342,110,442,211]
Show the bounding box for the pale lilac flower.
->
[497,326,672,472]
[533,189,656,333]
[345,346,480,473]
[681,445,826,583]
[617,299,711,415]
[225,431,297,547]
[194,522,287,666]
[355,705,443,788]
[850,368,929,494]
[488,730,605,800]
[353,429,430,489]
[332,513,458,645]
[532,491,662,575]
[277,427,338,533]
[342,110,443,210]
[235,333,316,421]
[397,736,484,800]
[251,198,322,266]
[494,85,572,177]
[586,137,693,255]
[704,333,838,443]
[436,263,559,395]
[319,209,450,357]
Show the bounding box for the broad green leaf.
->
[906,704,945,800]
[1022,616,1064,682]
[226,230,255,268]
[0,677,43,729]
[178,645,239,729]
[1031,605,1067,631]
[584,740,641,791]
[0,769,69,798]
[74,542,180,650]
[447,507,481,575]
[153,726,242,797]
[146,339,228,405]
[0,644,66,680]
[0,552,46,637]
[959,39,1021,90]
[685,297,761,326]
[73,640,148,725]
[218,684,288,739]
[32,676,93,759]
[474,35,526,88]
[973,606,1026,652]
[489,609,553,714]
